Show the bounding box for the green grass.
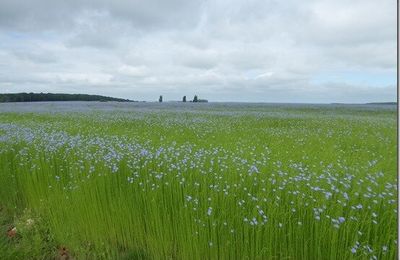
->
[0,103,397,259]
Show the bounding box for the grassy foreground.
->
[0,102,397,259]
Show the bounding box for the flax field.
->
[0,102,397,259]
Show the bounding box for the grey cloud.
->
[65,10,128,49]
[0,0,204,32]
[178,49,219,70]
[12,49,58,64]
[0,0,396,102]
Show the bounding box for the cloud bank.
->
[0,0,396,102]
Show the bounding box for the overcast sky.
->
[0,0,396,103]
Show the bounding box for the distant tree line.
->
[191,95,208,102]
[0,93,134,103]
[158,95,208,103]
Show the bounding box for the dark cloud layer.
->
[0,0,396,102]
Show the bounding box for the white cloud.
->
[0,0,396,102]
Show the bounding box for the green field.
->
[0,102,397,259]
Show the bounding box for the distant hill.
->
[330,102,397,106]
[0,93,134,103]
[366,102,397,105]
